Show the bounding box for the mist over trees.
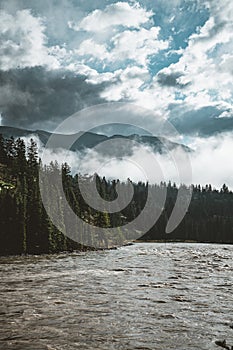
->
[0,135,233,256]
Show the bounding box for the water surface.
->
[0,243,233,350]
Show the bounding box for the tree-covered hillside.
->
[0,135,233,256]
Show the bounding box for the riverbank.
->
[136,239,233,245]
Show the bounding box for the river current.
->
[0,243,233,350]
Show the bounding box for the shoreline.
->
[1,240,233,258]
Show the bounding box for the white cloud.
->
[80,133,233,190]
[0,10,60,70]
[74,24,169,105]
[204,0,233,23]
[188,133,233,189]
[218,110,233,118]
[66,63,119,84]
[48,45,70,65]
[100,66,150,101]
[100,73,175,116]
[65,2,170,111]
[158,16,233,91]
[36,132,233,190]
[68,2,153,32]
[109,27,169,65]
[147,5,233,116]
[69,0,232,119]
[1,1,231,136]
[76,39,109,59]
[76,27,169,66]
[219,54,233,75]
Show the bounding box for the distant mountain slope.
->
[0,126,191,153]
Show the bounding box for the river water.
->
[0,243,233,350]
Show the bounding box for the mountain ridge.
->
[0,125,191,153]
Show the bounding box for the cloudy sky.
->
[0,0,233,188]
[0,0,232,134]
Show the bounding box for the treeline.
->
[143,182,233,243]
[0,135,120,255]
[0,135,233,256]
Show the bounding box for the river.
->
[0,243,233,350]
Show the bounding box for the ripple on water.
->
[0,243,233,350]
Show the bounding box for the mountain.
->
[0,126,191,154]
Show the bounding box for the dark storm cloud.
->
[157,72,190,89]
[0,67,109,129]
[169,106,233,136]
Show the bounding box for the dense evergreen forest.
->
[0,134,233,256]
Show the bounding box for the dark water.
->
[0,243,233,350]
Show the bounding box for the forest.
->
[0,134,233,256]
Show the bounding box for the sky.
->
[0,0,233,187]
